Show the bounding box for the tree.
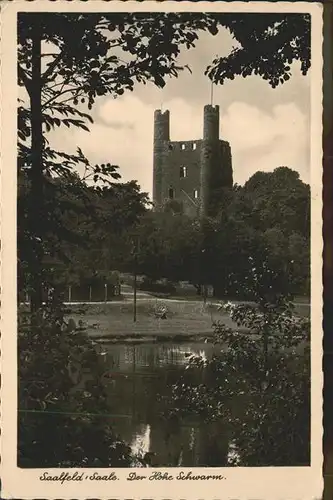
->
[18,170,150,294]
[109,166,310,300]
[60,180,150,282]
[123,211,202,284]
[241,167,310,237]
[209,217,261,299]
[210,167,310,299]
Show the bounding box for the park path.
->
[64,282,310,307]
[63,296,310,307]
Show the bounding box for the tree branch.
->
[41,52,63,84]
[18,65,33,98]
[41,53,60,58]
[41,87,84,110]
[46,77,73,90]
[56,93,85,107]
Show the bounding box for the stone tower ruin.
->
[153,105,233,217]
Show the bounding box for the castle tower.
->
[153,110,170,206]
[152,106,232,216]
[200,105,220,218]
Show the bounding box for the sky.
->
[49,27,311,198]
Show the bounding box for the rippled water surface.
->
[93,342,239,467]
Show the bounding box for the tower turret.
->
[200,105,220,217]
[153,110,170,206]
[203,104,220,141]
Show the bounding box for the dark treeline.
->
[19,165,309,302]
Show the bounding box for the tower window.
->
[169,188,174,199]
[181,143,186,150]
[194,189,199,199]
[180,166,187,178]
[192,143,197,150]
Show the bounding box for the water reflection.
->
[94,342,236,467]
[98,342,215,372]
[130,424,151,456]
[227,440,241,466]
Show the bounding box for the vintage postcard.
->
[0,1,323,498]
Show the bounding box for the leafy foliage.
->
[162,298,310,466]
[18,12,220,107]
[18,301,136,467]
[128,211,202,282]
[18,171,149,293]
[217,167,310,298]
[207,14,311,87]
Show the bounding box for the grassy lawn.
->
[67,299,241,340]
[19,293,309,342]
[65,297,309,342]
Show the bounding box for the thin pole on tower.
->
[210,56,218,106]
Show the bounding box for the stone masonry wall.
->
[153,106,233,216]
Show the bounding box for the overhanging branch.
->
[41,52,63,84]
[18,66,32,98]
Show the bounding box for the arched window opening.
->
[169,187,175,199]
[194,189,199,199]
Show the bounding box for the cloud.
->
[48,95,309,199]
[221,102,307,151]
[100,120,135,130]
[49,95,155,194]
[48,95,204,195]
[221,102,309,184]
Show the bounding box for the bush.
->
[18,302,135,467]
[161,298,310,466]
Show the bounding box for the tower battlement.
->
[152,105,233,217]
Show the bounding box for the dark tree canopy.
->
[18,12,311,116]
[206,13,311,87]
[121,167,310,301]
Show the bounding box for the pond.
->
[18,333,309,468]
[92,342,240,467]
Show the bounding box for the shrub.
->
[18,301,135,467]
[161,298,310,466]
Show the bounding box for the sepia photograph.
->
[0,1,323,498]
